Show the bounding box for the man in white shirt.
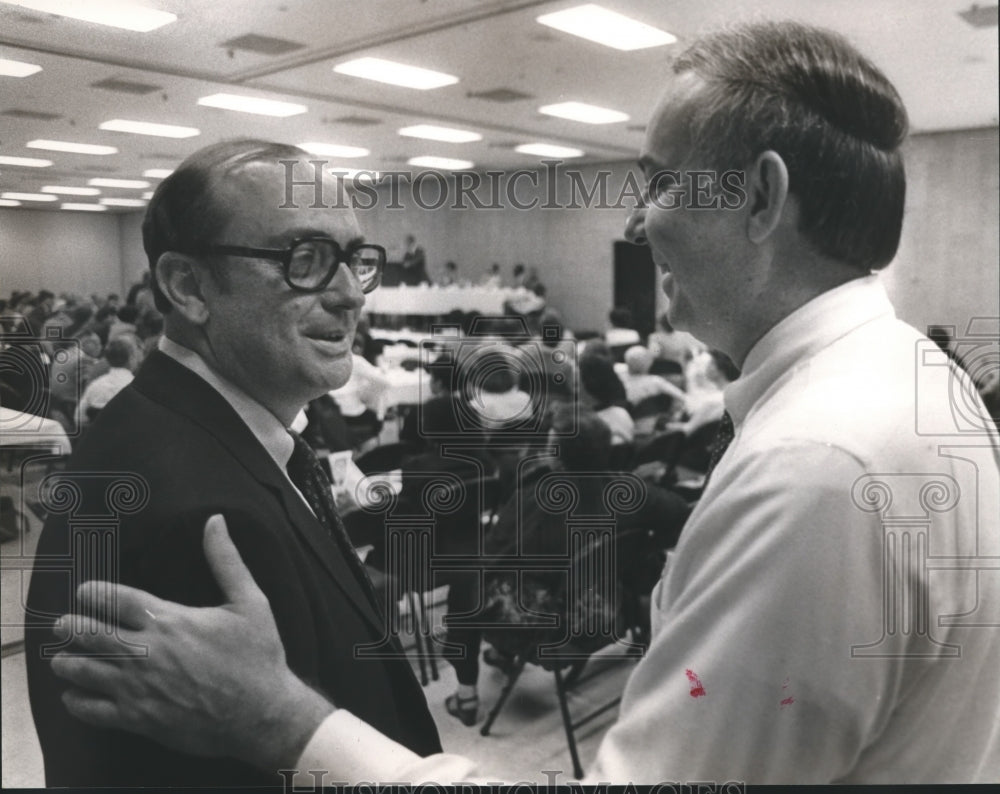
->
[50,21,1000,785]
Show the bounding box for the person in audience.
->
[439,403,690,726]
[107,304,139,341]
[24,289,55,335]
[463,346,532,431]
[604,306,641,351]
[26,138,441,787]
[438,260,459,286]
[47,22,1000,785]
[401,233,430,285]
[482,262,503,287]
[619,345,687,407]
[579,350,634,445]
[328,329,391,452]
[47,308,109,430]
[674,349,738,436]
[646,311,703,375]
[76,336,139,426]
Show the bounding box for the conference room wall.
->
[3,126,996,340]
[1,209,126,299]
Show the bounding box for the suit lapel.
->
[131,352,385,632]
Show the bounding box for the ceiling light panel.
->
[26,139,117,155]
[0,0,177,32]
[408,156,473,170]
[88,178,150,188]
[62,202,107,211]
[42,185,101,195]
[298,142,370,158]
[2,191,57,201]
[334,57,458,90]
[100,197,146,207]
[0,56,42,77]
[398,125,482,143]
[0,154,53,167]
[99,119,200,138]
[197,93,307,117]
[142,169,173,178]
[516,143,584,158]
[0,199,22,207]
[538,101,629,124]
[536,4,676,51]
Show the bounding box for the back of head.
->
[580,354,627,409]
[142,139,307,313]
[624,345,654,375]
[609,306,635,329]
[672,21,908,271]
[551,404,611,472]
[104,337,135,369]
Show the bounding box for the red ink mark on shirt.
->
[685,668,706,698]
[780,696,795,708]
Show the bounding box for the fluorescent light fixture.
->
[334,57,458,90]
[88,178,150,189]
[536,4,676,51]
[325,167,379,183]
[297,142,370,158]
[398,124,482,143]
[27,139,117,155]
[516,143,584,158]
[42,185,101,196]
[142,191,154,199]
[0,57,42,77]
[100,197,146,207]
[0,154,52,167]
[408,156,474,170]
[197,93,307,117]
[100,119,200,138]
[62,202,107,211]
[0,199,22,207]
[142,168,173,178]
[2,191,57,201]
[1,1,177,32]
[538,101,629,124]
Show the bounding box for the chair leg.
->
[417,589,439,681]
[407,591,429,686]
[561,658,588,689]
[480,656,526,736]
[553,665,585,779]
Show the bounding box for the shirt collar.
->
[158,336,296,471]
[724,275,896,426]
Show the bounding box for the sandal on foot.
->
[445,693,479,726]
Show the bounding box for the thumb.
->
[202,514,268,613]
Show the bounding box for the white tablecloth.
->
[364,285,523,316]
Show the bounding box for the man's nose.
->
[625,205,647,245]
[321,263,366,311]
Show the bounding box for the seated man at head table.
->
[49,21,1000,785]
[25,139,441,787]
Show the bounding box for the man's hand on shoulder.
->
[51,514,335,772]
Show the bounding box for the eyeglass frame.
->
[182,236,385,294]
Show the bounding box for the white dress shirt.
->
[293,276,1000,784]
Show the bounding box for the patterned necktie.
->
[286,431,380,608]
[703,410,735,484]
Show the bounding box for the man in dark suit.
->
[25,139,441,786]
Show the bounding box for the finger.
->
[53,615,145,656]
[202,514,267,609]
[61,687,125,730]
[75,580,171,631]
[51,653,122,696]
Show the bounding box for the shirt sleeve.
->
[589,442,895,784]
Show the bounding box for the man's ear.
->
[155,252,212,324]
[745,150,790,244]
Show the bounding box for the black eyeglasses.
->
[192,237,385,293]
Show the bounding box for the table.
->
[364,285,525,316]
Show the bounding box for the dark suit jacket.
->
[25,351,440,786]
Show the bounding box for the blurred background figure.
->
[401,234,430,285]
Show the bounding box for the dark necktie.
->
[286,431,380,608]
[704,410,735,484]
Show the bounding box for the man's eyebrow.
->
[263,229,365,246]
